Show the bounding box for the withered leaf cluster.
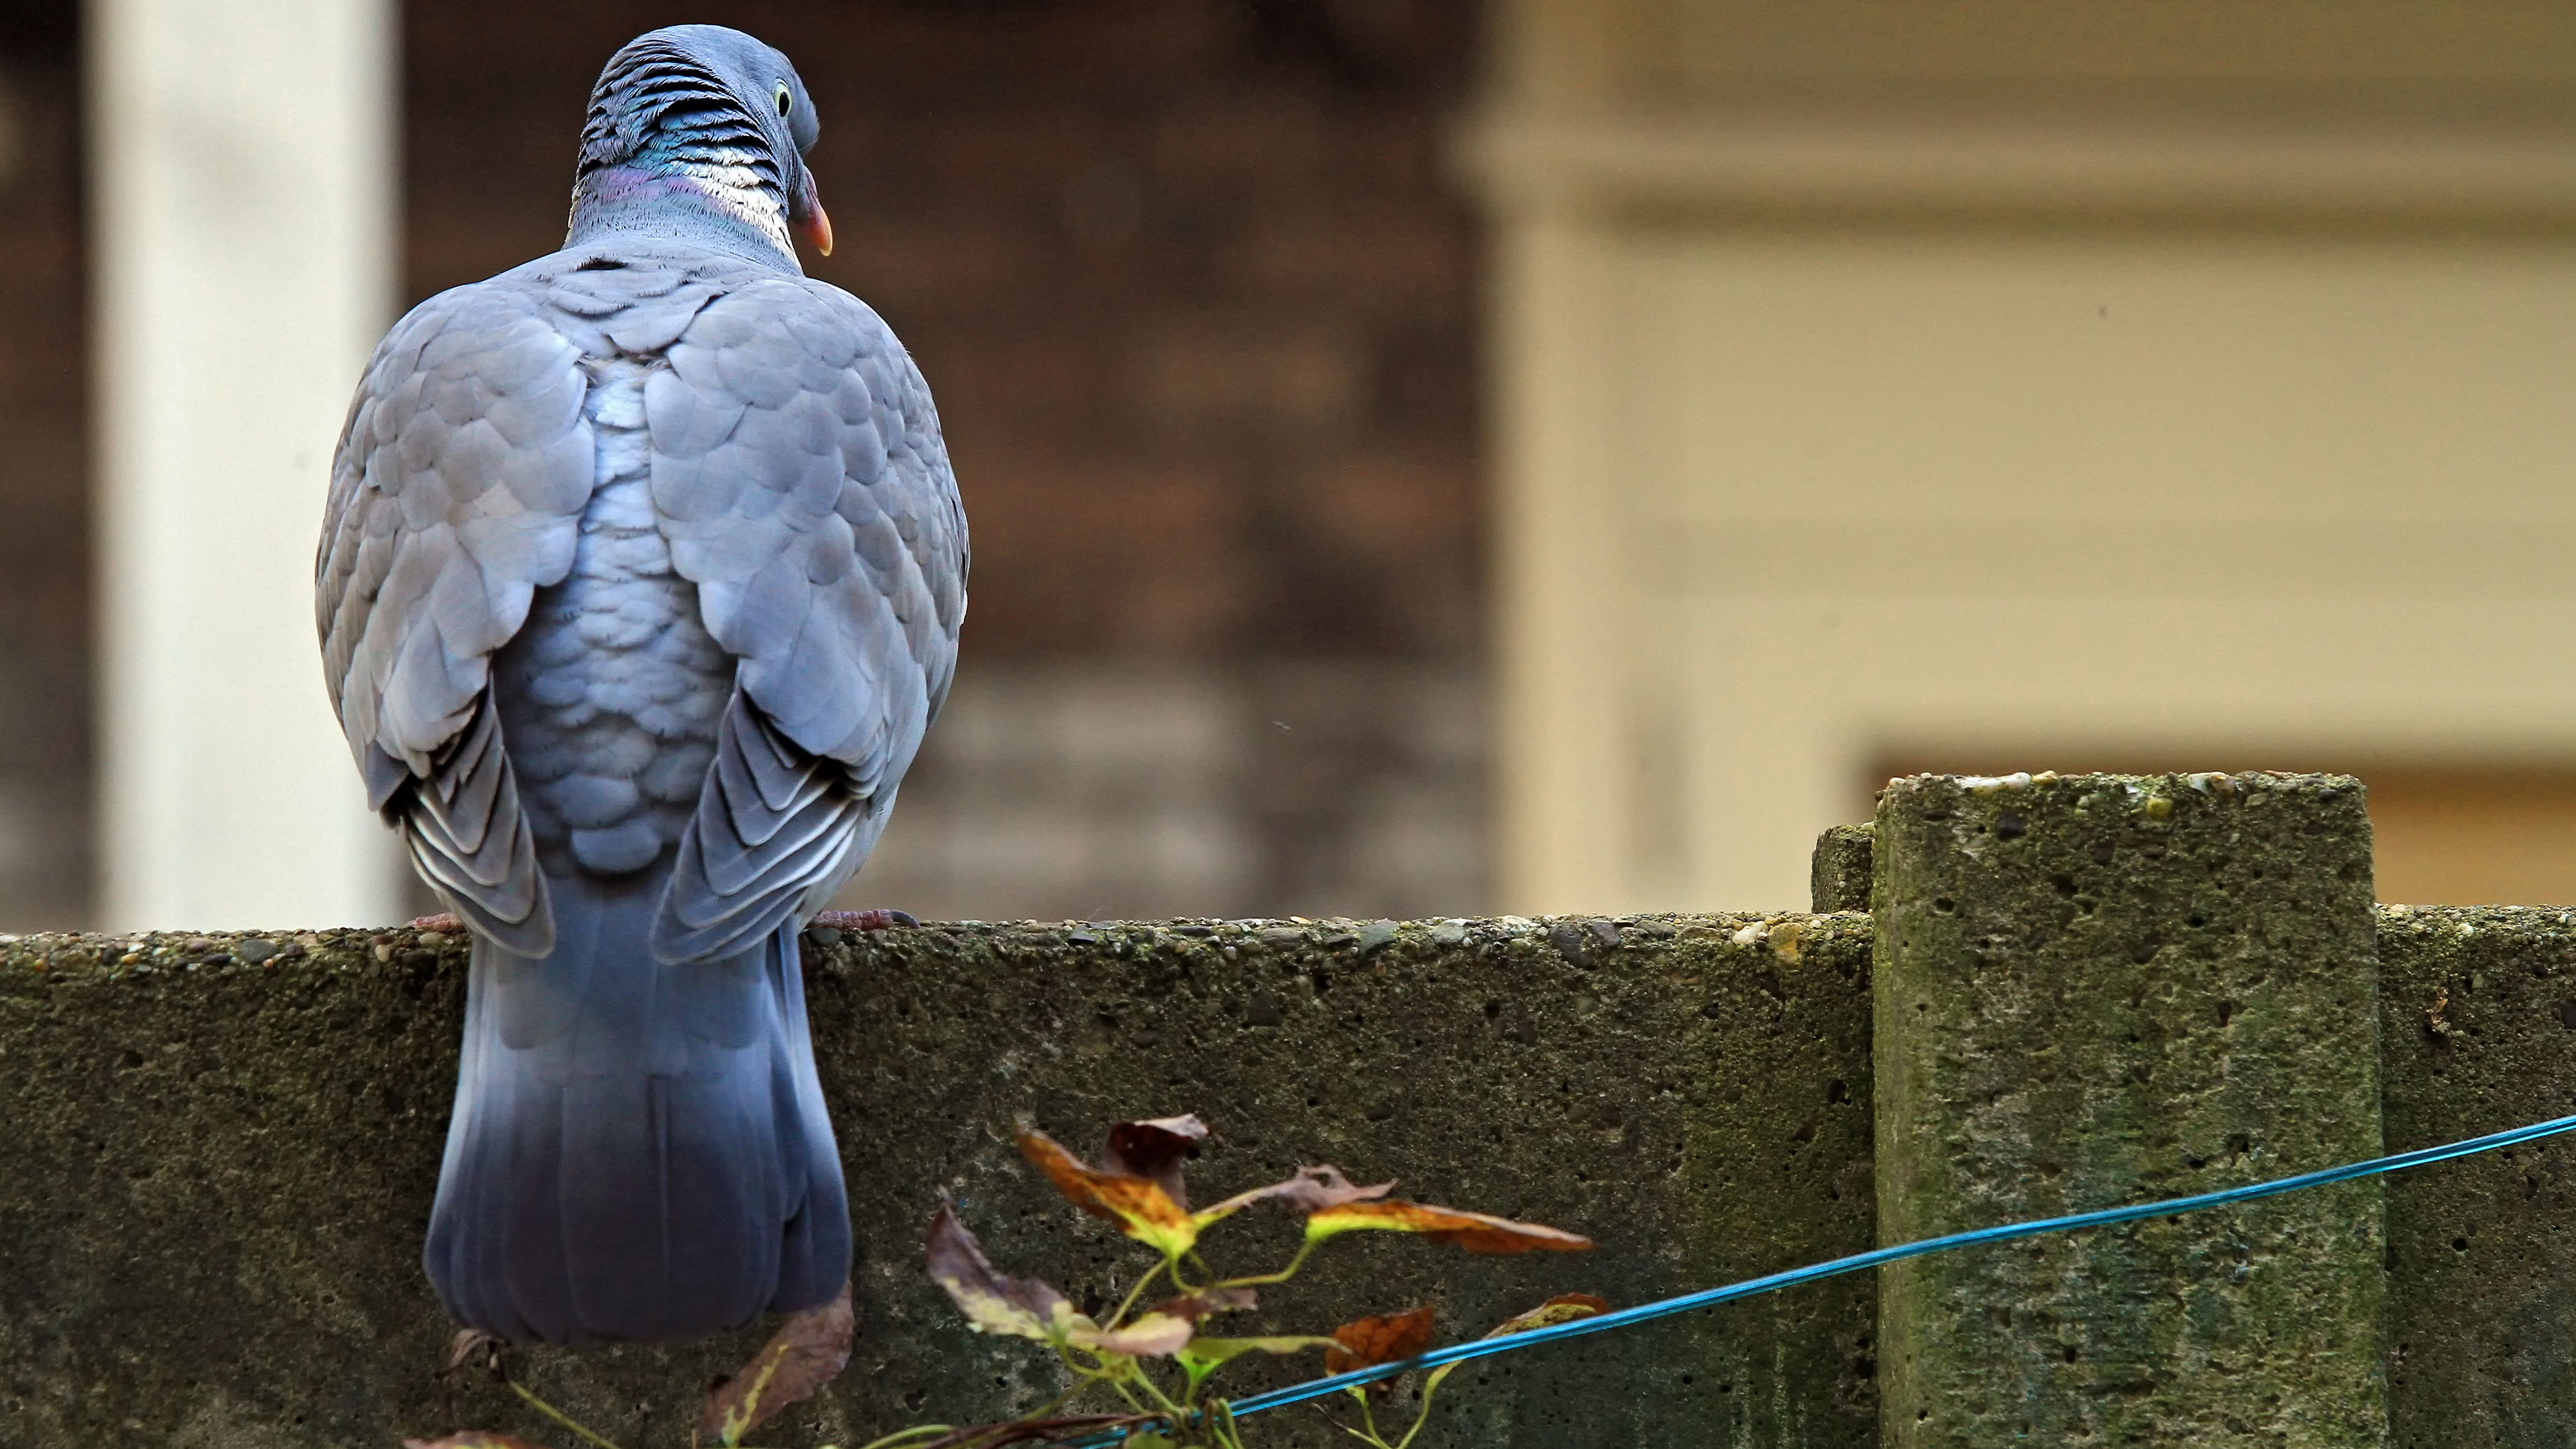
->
[928,1115,1598,1384]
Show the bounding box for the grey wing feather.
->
[646,279,967,962]
[317,281,600,955]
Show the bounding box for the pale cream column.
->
[90,0,401,929]
[1479,0,1654,915]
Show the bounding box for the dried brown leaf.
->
[1325,1303,1437,1394]
[1193,1166,1396,1226]
[1015,1121,1198,1256]
[698,1280,854,1444]
[1154,1285,1256,1323]
[402,1436,554,1449]
[1304,1199,1594,1255]
[925,1200,1078,1341]
[1102,1115,1209,1208]
[907,1413,1153,1449]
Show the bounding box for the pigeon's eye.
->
[773,83,792,117]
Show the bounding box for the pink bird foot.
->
[811,909,919,932]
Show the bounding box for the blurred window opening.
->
[1871,759,2576,907]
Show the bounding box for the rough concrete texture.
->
[1874,773,2387,1448]
[2378,904,2576,1448]
[1812,825,1876,914]
[0,914,1875,1449]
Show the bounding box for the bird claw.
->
[811,908,919,932]
[410,912,462,933]
[433,1329,509,1427]
[438,1327,507,1381]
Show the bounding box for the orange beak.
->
[796,171,833,257]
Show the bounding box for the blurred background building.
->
[1479,0,2576,913]
[7,1,2576,932]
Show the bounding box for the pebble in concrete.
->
[1874,772,2386,1448]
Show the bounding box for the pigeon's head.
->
[570,24,832,264]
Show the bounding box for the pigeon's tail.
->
[422,871,849,1345]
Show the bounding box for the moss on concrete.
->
[1874,773,2387,1448]
[2377,904,2576,1448]
[0,914,1874,1449]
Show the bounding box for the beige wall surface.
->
[1481,0,2576,913]
[1636,1,2576,91]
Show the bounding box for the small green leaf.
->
[1175,1334,1338,1370]
[1066,1311,1195,1358]
[1175,1335,1338,1397]
[1482,1293,1609,1337]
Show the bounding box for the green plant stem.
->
[1208,1238,1316,1289]
[850,1424,961,1449]
[1318,1387,1401,1449]
[1206,1399,1245,1449]
[1120,1358,1186,1418]
[1329,1419,1389,1448]
[1392,1372,1449,1449]
[907,1381,1081,1449]
[1012,1389,1081,1425]
[1104,1258,1170,1328]
[506,1380,626,1449]
[1102,1369,1157,1420]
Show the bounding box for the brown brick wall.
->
[0,8,89,931]
[408,1,1492,921]
[0,0,1490,929]
[410,1,1483,667]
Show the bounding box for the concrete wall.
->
[0,913,1875,1448]
[7,772,2575,1446]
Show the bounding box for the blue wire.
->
[1041,1108,2576,1447]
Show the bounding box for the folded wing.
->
[316,285,599,955]
[645,279,969,961]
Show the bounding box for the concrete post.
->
[1810,822,1874,913]
[1874,772,2386,1446]
[89,0,401,929]
[2378,904,2576,1446]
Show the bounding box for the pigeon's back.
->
[317,27,963,1345]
